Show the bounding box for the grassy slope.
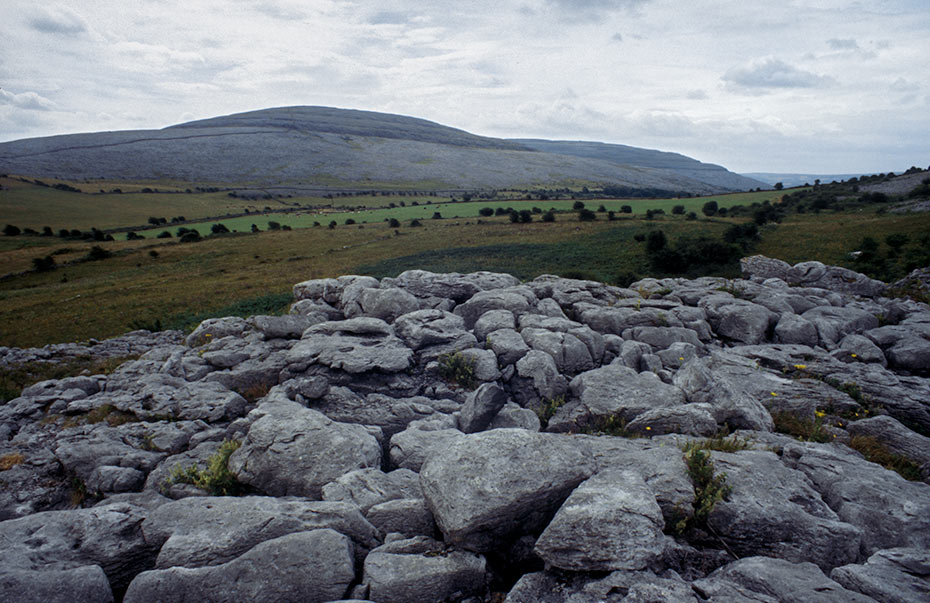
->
[3,205,929,348]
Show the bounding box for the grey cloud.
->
[28,6,88,35]
[370,11,410,25]
[0,89,56,111]
[541,0,650,21]
[611,32,623,42]
[686,89,708,100]
[827,38,859,50]
[723,58,833,90]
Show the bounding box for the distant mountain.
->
[742,172,874,188]
[0,106,762,194]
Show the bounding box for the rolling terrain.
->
[0,106,765,193]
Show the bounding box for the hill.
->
[0,106,763,194]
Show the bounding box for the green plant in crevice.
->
[674,446,734,535]
[536,395,566,429]
[771,411,833,443]
[437,351,477,390]
[166,440,245,496]
[848,435,924,482]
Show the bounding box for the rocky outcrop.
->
[1,258,929,601]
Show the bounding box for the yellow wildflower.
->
[793,364,807,369]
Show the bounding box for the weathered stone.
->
[343,286,420,322]
[362,536,488,603]
[707,450,862,571]
[289,317,414,373]
[388,416,465,472]
[459,383,509,433]
[534,470,668,571]
[774,313,820,346]
[831,547,930,603]
[623,325,704,350]
[700,296,778,344]
[802,306,880,348]
[393,309,477,359]
[0,502,155,592]
[389,269,520,303]
[624,404,719,437]
[142,496,380,569]
[454,286,536,329]
[322,468,422,512]
[228,402,381,498]
[312,387,454,438]
[249,314,313,340]
[548,363,685,431]
[474,309,516,341]
[783,441,930,554]
[124,529,355,603]
[787,261,886,297]
[693,556,875,603]
[420,429,597,551]
[365,498,436,539]
[0,565,114,603]
[886,335,930,374]
[515,350,568,401]
[741,255,792,282]
[455,347,501,382]
[486,328,530,366]
[673,352,775,431]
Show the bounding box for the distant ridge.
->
[0,106,765,193]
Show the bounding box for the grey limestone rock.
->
[393,308,477,359]
[0,565,114,603]
[693,556,875,603]
[486,327,530,366]
[365,498,436,539]
[549,363,685,431]
[473,309,516,341]
[124,529,355,603]
[454,286,537,329]
[419,429,597,551]
[802,306,880,348]
[515,349,568,401]
[740,254,792,282]
[831,547,930,603]
[787,260,886,298]
[248,314,313,339]
[700,296,778,345]
[321,467,422,512]
[459,383,509,433]
[886,335,930,374]
[624,404,719,437]
[362,536,488,603]
[228,401,381,498]
[389,269,520,303]
[624,325,704,350]
[388,415,465,472]
[342,286,420,322]
[288,317,414,373]
[0,502,155,593]
[774,313,820,346]
[707,450,862,571]
[783,441,930,554]
[142,496,380,569]
[534,470,668,572]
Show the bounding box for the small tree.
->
[597,204,607,212]
[646,230,667,253]
[157,231,172,239]
[267,221,281,230]
[672,204,686,215]
[32,255,56,272]
[578,209,597,221]
[389,218,400,228]
[573,201,585,210]
[542,211,555,223]
[432,212,442,220]
[328,221,337,229]
[478,207,494,217]
[410,219,423,227]
[211,223,230,234]
[621,205,632,214]
[774,182,784,190]
[3,224,21,236]
[702,200,718,216]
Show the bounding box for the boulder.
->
[534,470,668,571]
[141,496,380,569]
[707,450,862,571]
[485,328,530,366]
[288,318,413,373]
[831,547,930,603]
[787,261,886,298]
[549,363,685,431]
[228,402,381,498]
[419,429,597,551]
[362,536,488,603]
[0,566,114,603]
[740,255,792,281]
[458,383,509,433]
[693,556,875,603]
[801,306,880,348]
[365,498,436,539]
[124,529,355,603]
[321,467,422,512]
[454,286,536,329]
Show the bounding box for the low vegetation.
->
[437,352,477,390]
[165,439,246,496]
[847,435,924,482]
[0,356,137,403]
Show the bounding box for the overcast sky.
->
[1,0,928,174]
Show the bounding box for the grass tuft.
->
[437,351,477,390]
[848,435,924,482]
[166,440,246,496]
[0,452,26,471]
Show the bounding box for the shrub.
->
[542,211,555,223]
[437,352,476,390]
[410,219,422,227]
[388,218,401,228]
[268,221,281,230]
[597,204,607,212]
[432,212,442,220]
[3,224,21,236]
[85,246,112,261]
[578,208,597,221]
[702,200,718,216]
[771,411,832,443]
[328,221,337,229]
[536,395,565,429]
[478,207,494,217]
[32,256,56,272]
[675,448,732,533]
[672,204,686,215]
[126,231,144,240]
[620,205,632,213]
[167,440,246,496]
[345,218,356,225]
[572,201,585,210]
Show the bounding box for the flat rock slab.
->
[534,469,667,571]
[289,318,413,373]
[831,547,930,603]
[141,496,380,569]
[693,556,875,603]
[124,529,355,603]
[420,429,597,551]
[707,450,862,572]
